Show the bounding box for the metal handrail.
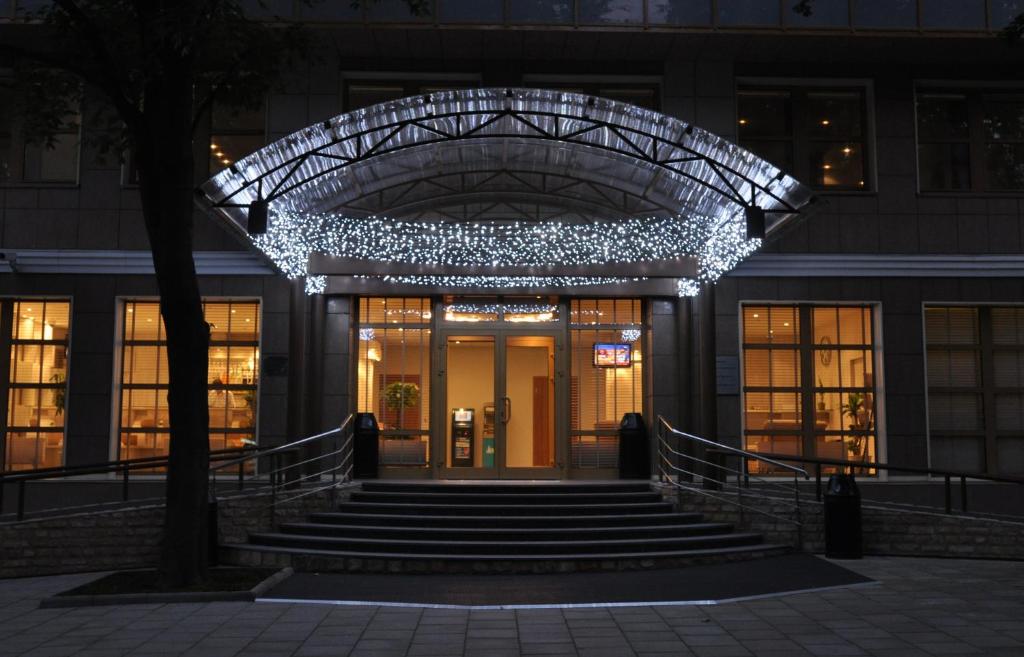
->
[734,450,1024,516]
[657,416,808,478]
[0,447,257,521]
[655,415,806,548]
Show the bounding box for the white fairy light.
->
[445,303,559,315]
[359,328,375,341]
[676,279,701,297]
[252,209,761,291]
[620,328,642,343]
[304,275,327,295]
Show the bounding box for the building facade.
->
[1,1,1023,502]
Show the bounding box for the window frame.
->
[923,304,1024,476]
[342,75,482,112]
[0,81,81,187]
[736,78,876,193]
[0,297,72,471]
[915,83,1024,194]
[110,297,263,468]
[739,301,886,477]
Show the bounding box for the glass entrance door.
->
[442,332,559,478]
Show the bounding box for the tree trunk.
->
[136,59,210,588]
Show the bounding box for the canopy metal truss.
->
[198,88,814,291]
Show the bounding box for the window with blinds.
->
[569,299,643,469]
[356,298,431,466]
[926,306,1024,474]
[742,304,878,475]
[117,300,260,468]
[3,300,71,470]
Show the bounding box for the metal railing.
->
[210,414,356,516]
[0,415,356,522]
[737,451,1024,517]
[656,415,809,548]
[0,447,258,522]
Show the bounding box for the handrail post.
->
[794,472,803,551]
[0,476,4,515]
[237,460,244,491]
[944,474,951,514]
[815,463,822,502]
[17,480,25,520]
[960,476,967,513]
[122,465,129,502]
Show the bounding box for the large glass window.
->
[345,80,478,112]
[920,0,987,29]
[717,0,780,26]
[209,99,265,176]
[356,298,431,466]
[117,300,260,464]
[742,304,878,474]
[0,92,79,184]
[569,299,644,469]
[925,306,1024,475]
[917,89,1024,192]
[3,300,70,470]
[738,86,869,190]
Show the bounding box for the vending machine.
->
[482,404,496,468]
[450,408,475,467]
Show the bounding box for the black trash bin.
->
[824,473,862,559]
[618,412,649,479]
[353,412,379,479]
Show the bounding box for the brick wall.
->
[0,487,346,579]
[662,485,1024,560]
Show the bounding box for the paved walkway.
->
[0,556,1022,656]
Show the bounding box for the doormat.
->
[259,554,874,609]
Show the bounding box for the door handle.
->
[503,396,512,424]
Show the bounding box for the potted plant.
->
[840,392,871,460]
[383,381,420,429]
[50,371,66,417]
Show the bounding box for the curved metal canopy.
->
[198,88,814,293]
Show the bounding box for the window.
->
[1,300,70,470]
[742,304,879,474]
[717,0,780,25]
[647,0,711,25]
[925,307,1024,475]
[345,80,478,112]
[117,300,260,465]
[917,89,1024,192]
[738,86,869,190]
[853,0,917,28]
[209,99,265,176]
[920,0,987,29]
[527,82,660,111]
[0,93,79,184]
[579,0,643,24]
[356,298,431,465]
[569,299,644,469]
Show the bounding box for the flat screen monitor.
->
[593,343,631,367]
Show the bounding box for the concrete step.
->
[359,481,652,495]
[276,521,737,542]
[222,542,793,574]
[306,511,704,529]
[349,490,663,505]
[246,530,765,556]
[336,501,674,516]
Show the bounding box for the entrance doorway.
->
[440,332,559,478]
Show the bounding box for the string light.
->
[358,328,375,341]
[305,275,326,295]
[620,328,642,343]
[252,210,761,294]
[444,303,559,315]
[677,279,701,297]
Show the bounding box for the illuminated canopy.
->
[197,88,813,294]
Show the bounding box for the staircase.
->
[222,481,789,573]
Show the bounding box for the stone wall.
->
[662,485,1024,560]
[0,486,345,579]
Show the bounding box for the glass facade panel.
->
[117,300,260,466]
[717,0,780,25]
[570,299,643,469]
[357,298,432,466]
[4,300,70,470]
[853,0,917,28]
[439,0,503,22]
[920,0,986,29]
[785,0,849,27]
[579,0,642,23]
[647,0,711,25]
[992,1,1024,28]
[508,0,574,23]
